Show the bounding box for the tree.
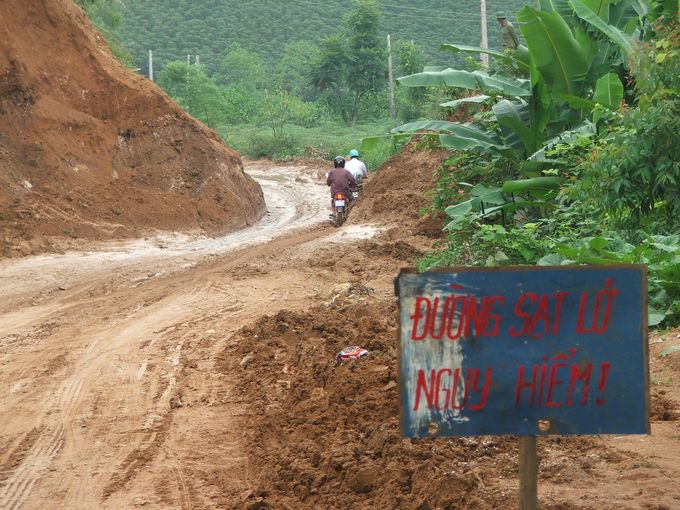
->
[158,62,225,128]
[397,41,427,120]
[216,43,265,89]
[275,40,320,101]
[76,0,132,65]
[311,0,386,125]
[389,0,657,163]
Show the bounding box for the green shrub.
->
[245,132,301,161]
[578,23,680,232]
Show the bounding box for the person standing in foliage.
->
[496,12,519,51]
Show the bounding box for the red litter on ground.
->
[335,346,369,364]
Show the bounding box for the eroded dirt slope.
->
[0,0,265,257]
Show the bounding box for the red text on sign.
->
[514,349,611,407]
[508,291,569,339]
[413,367,492,411]
[410,293,505,341]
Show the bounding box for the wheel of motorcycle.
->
[335,211,345,227]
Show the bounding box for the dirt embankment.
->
[0,0,265,257]
[214,152,680,510]
[349,141,450,237]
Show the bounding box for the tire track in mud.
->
[0,426,64,510]
[0,373,87,509]
[101,329,188,500]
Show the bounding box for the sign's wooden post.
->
[519,436,538,510]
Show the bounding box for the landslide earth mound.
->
[349,140,451,237]
[0,0,265,257]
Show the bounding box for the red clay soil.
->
[216,148,680,510]
[222,280,680,510]
[349,140,450,238]
[0,0,265,257]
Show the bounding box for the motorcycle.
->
[332,191,348,227]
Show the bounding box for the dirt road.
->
[1,160,680,510]
[0,162,373,508]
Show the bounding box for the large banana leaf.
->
[593,72,624,123]
[610,0,649,33]
[439,44,530,71]
[502,176,562,193]
[629,0,651,18]
[518,6,589,95]
[569,0,634,54]
[579,0,613,21]
[538,0,573,17]
[398,69,531,97]
[528,57,553,153]
[552,92,598,109]
[513,46,531,69]
[440,44,508,60]
[439,133,514,155]
[593,73,624,109]
[444,184,505,230]
[360,133,416,153]
[492,99,535,155]
[440,95,491,108]
[391,120,507,153]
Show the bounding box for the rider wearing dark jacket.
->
[326,155,356,198]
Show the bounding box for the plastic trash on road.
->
[335,345,369,364]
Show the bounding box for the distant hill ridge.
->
[119,0,527,76]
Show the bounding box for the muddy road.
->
[1,160,680,510]
[0,162,376,509]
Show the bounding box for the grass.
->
[215,119,398,169]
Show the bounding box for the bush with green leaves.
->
[246,131,301,161]
[221,86,261,124]
[577,23,680,231]
[540,234,680,328]
[420,216,680,327]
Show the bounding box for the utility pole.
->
[387,34,396,124]
[148,49,154,81]
[480,0,489,68]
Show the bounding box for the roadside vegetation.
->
[80,0,522,165]
[383,0,680,328]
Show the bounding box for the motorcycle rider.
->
[345,149,367,185]
[326,155,356,210]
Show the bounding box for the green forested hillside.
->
[119,0,528,77]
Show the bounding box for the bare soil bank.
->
[0,0,265,258]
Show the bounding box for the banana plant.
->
[377,0,647,159]
[444,178,561,230]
